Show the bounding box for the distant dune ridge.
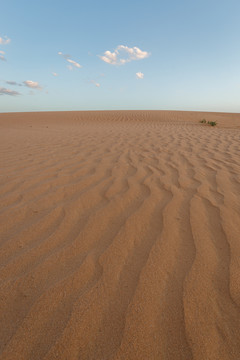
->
[0,110,240,360]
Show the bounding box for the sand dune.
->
[0,110,240,360]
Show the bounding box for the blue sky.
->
[1,0,240,112]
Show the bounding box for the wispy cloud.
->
[0,87,21,96]
[58,52,82,69]
[0,50,6,61]
[58,52,70,59]
[6,80,23,86]
[90,80,100,87]
[136,72,144,79]
[23,80,42,89]
[0,36,10,61]
[99,45,150,65]
[0,36,11,45]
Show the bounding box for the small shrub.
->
[200,119,206,123]
[208,121,217,126]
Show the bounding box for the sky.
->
[1,0,240,112]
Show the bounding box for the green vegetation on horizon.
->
[199,119,217,126]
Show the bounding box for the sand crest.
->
[0,110,240,360]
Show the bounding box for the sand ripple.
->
[0,111,240,359]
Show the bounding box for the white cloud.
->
[0,87,20,96]
[136,72,144,79]
[100,50,117,65]
[23,80,42,89]
[66,58,82,68]
[52,72,58,76]
[0,36,11,45]
[99,45,150,65]
[58,52,82,69]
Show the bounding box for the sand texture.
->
[0,110,240,360]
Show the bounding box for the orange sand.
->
[0,110,240,360]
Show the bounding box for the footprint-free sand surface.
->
[0,110,240,360]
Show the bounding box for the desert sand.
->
[0,110,240,360]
